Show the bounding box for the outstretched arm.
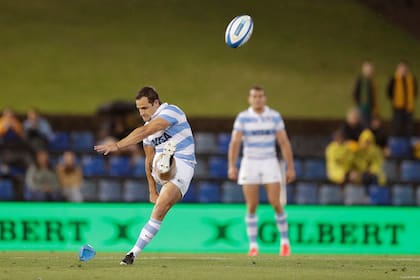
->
[276,130,296,183]
[94,117,170,155]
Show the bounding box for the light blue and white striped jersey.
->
[233,106,285,159]
[143,103,196,166]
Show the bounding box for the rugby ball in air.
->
[225,15,253,48]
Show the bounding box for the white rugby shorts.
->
[152,155,194,197]
[238,157,283,185]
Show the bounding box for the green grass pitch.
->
[1,252,419,280]
[1,0,420,118]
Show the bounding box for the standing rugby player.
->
[228,86,295,256]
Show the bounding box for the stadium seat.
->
[383,160,399,182]
[98,179,122,202]
[258,186,269,203]
[195,132,219,154]
[194,157,209,178]
[293,159,304,179]
[295,182,318,204]
[286,184,295,204]
[344,184,368,205]
[198,181,221,203]
[0,179,14,201]
[49,131,70,151]
[291,134,330,157]
[182,183,197,203]
[369,185,390,205]
[217,133,231,154]
[123,179,149,202]
[303,159,327,180]
[80,179,98,201]
[392,184,415,206]
[208,156,227,178]
[221,181,244,203]
[319,184,343,205]
[82,155,106,176]
[70,131,94,152]
[416,186,420,206]
[109,156,132,176]
[400,160,420,182]
[389,137,411,158]
[132,157,146,177]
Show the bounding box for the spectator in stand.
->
[25,150,61,201]
[23,108,53,149]
[341,107,364,141]
[387,61,417,137]
[56,151,83,202]
[111,117,131,139]
[0,108,24,143]
[353,61,379,126]
[370,116,390,157]
[325,129,357,185]
[354,129,386,188]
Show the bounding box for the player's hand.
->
[286,168,296,183]
[149,192,159,204]
[228,166,238,180]
[94,142,119,155]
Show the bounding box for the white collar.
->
[248,106,269,116]
[151,103,168,119]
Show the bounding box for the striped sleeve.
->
[233,113,244,132]
[158,105,184,126]
[274,112,285,131]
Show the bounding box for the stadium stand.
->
[198,181,221,203]
[392,184,415,206]
[221,181,244,203]
[98,179,122,202]
[49,131,70,152]
[123,179,149,202]
[0,178,14,201]
[389,137,412,158]
[2,119,420,206]
[295,182,318,205]
[369,185,391,205]
[319,184,343,205]
[344,184,368,205]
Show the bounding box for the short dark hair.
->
[250,85,264,92]
[136,86,161,104]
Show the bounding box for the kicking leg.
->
[121,182,182,265]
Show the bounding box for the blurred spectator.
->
[354,129,386,187]
[325,129,357,185]
[23,108,53,149]
[370,116,390,156]
[353,61,379,125]
[387,61,417,137]
[25,150,61,201]
[341,107,364,141]
[110,117,131,139]
[56,151,83,202]
[0,108,24,143]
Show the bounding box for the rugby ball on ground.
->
[225,15,253,48]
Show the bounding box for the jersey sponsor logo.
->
[245,129,275,136]
[151,132,172,146]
